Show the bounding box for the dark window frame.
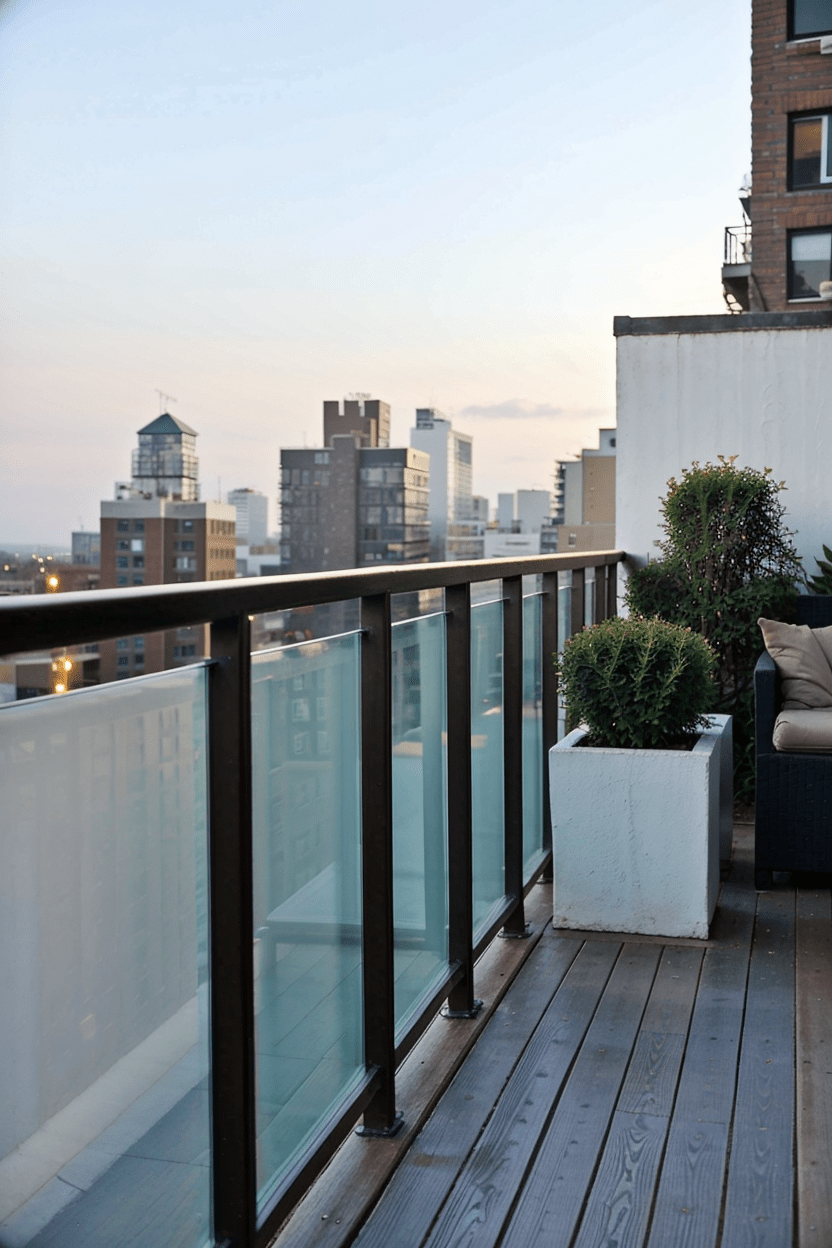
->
[788,110,832,190]
[788,0,832,39]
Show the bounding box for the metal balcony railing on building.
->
[722,224,752,312]
[0,550,623,1248]
[723,223,751,266]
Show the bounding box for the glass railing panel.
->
[557,571,571,740]
[470,598,505,940]
[585,569,595,626]
[0,668,211,1248]
[251,633,363,1215]
[522,593,544,876]
[391,613,449,1042]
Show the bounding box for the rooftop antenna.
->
[155,389,178,414]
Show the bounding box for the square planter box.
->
[549,714,732,939]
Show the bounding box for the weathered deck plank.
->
[355,937,615,1248]
[796,887,832,1248]
[721,888,796,1247]
[644,872,757,1248]
[572,1110,668,1248]
[498,945,662,1248]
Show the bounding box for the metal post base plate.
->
[441,998,484,1020]
[355,1111,404,1139]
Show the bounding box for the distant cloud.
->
[457,400,608,423]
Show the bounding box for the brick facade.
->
[749,1,832,310]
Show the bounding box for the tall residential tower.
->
[99,413,236,681]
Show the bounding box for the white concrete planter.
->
[549,714,732,939]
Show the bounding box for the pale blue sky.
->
[1,0,751,542]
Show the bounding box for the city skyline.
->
[1,0,751,543]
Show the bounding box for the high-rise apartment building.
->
[280,400,430,574]
[71,531,100,566]
[228,487,269,547]
[99,413,236,681]
[722,0,832,310]
[409,408,482,560]
[553,428,616,553]
[323,396,390,448]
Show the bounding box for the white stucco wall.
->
[616,318,832,579]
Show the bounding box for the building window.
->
[117,520,129,532]
[134,520,144,532]
[181,520,194,532]
[132,556,144,568]
[134,636,144,648]
[788,228,832,299]
[131,538,144,552]
[132,575,144,586]
[117,656,129,667]
[116,575,128,586]
[790,0,832,38]
[116,638,129,650]
[173,644,198,658]
[133,653,144,666]
[790,113,832,188]
[116,539,129,550]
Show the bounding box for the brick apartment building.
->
[724,0,832,309]
[279,398,430,573]
[99,413,236,682]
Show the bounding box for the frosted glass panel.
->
[251,633,364,1213]
[391,613,449,1040]
[0,668,211,1248]
[522,593,544,874]
[470,599,505,939]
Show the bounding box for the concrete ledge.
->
[613,310,832,336]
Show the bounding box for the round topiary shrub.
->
[558,615,716,750]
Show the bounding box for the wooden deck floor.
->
[276,824,832,1248]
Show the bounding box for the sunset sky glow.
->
[1,0,751,543]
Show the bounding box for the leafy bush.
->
[626,458,801,799]
[806,544,832,595]
[558,615,716,750]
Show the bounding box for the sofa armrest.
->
[754,651,779,757]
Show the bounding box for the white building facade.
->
[615,311,831,581]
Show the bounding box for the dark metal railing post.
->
[571,566,586,637]
[444,582,480,1017]
[500,576,528,937]
[606,558,618,620]
[541,571,559,877]
[358,592,401,1135]
[208,612,257,1246]
[593,567,607,624]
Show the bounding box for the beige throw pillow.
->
[758,618,832,710]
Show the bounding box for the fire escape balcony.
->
[722,223,752,312]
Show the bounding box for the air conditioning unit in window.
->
[819,280,832,299]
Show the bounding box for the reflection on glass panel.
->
[251,634,363,1214]
[470,600,505,938]
[557,573,571,741]
[793,0,832,37]
[584,570,595,626]
[391,614,449,1040]
[0,669,211,1248]
[789,229,832,299]
[792,116,823,186]
[522,594,544,875]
